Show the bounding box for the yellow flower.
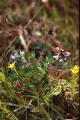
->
[71,65,79,74]
[8,63,15,69]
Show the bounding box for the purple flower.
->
[62,52,70,57]
[59,51,70,58]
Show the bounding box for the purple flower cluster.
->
[53,49,70,64]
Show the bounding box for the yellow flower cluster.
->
[71,65,79,74]
[8,63,15,69]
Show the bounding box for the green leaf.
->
[15,95,26,106]
[28,82,35,88]
[46,55,54,63]
[0,72,5,81]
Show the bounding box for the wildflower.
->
[62,51,70,57]
[16,81,21,87]
[71,65,79,74]
[59,51,70,58]
[8,63,15,69]
[42,0,48,3]
[53,55,59,60]
[59,59,64,62]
